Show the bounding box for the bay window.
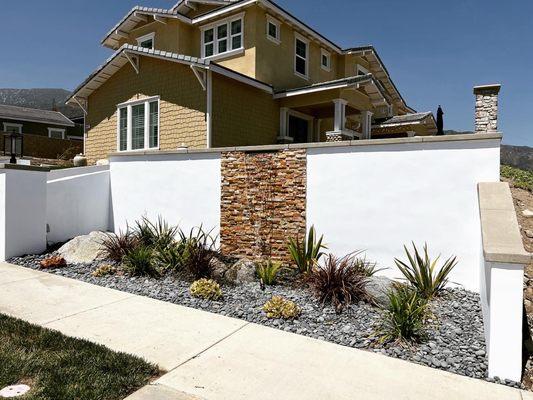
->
[201,14,244,59]
[117,96,159,151]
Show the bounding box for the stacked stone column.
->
[474,84,501,133]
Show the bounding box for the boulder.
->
[366,275,396,306]
[226,258,257,284]
[58,231,109,264]
[522,209,533,218]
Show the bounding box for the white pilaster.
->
[361,110,373,140]
[333,99,348,132]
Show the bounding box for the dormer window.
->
[266,16,280,44]
[137,32,155,49]
[201,14,244,59]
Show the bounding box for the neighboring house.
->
[0,104,83,159]
[67,0,437,164]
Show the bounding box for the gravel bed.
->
[9,253,522,389]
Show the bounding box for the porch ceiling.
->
[292,104,361,119]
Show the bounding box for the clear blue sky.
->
[1,0,531,146]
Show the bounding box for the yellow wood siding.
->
[86,57,207,164]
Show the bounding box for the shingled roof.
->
[0,104,74,127]
[379,112,434,126]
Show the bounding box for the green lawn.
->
[0,314,159,400]
[501,164,533,192]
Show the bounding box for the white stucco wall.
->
[306,139,501,291]
[109,153,221,237]
[0,169,47,260]
[46,167,111,244]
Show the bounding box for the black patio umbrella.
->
[436,105,444,135]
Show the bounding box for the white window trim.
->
[321,49,331,72]
[294,33,309,80]
[266,15,281,45]
[2,122,22,133]
[116,96,160,152]
[136,32,155,49]
[200,12,245,59]
[48,128,66,139]
[356,64,369,75]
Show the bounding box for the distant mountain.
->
[501,145,533,171]
[0,88,82,118]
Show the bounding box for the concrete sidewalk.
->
[0,262,529,400]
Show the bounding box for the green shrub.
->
[179,226,219,279]
[101,229,139,262]
[190,278,222,300]
[134,216,178,250]
[379,285,427,343]
[91,264,117,277]
[155,241,187,273]
[262,296,300,319]
[309,252,369,313]
[256,260,283,285]
[501,165,533,191]
[394,243,457,299]
[122,246,159,277]
[287,226,326,274]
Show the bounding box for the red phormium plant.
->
[309,252,370,313]
[101,230,139,262]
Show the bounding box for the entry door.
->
[288,115,309,144]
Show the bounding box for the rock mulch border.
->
[8,253,521,389]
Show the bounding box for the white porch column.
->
[277,107,292,144]
[361,110,373,140]
[333,99,348,131]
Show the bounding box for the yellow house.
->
[67,0,437,164]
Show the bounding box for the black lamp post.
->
[3,132,23,164]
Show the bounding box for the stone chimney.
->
[473,84,501,133]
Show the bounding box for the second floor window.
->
[294,35,308,78]
[202,16,243,58]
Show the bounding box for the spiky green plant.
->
[155,241,187,272]
[256,259,283,285]
[134,216,178,250]
[122,246,159,277]
[379,285,427,343]
[178,226,219,279]
[394,243,457,299]
[287,226,326,274]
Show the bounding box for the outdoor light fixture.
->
[3,131,23,164]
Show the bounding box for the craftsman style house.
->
[67,0,437,163]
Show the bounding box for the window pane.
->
[131,104,145,150]
[119,107,127,151]
[217,24,228,38]
[322,54,329,67]
[296,39,307,58]
[296,57,306,75]
[268,22,277,39]
[5,125,21,134]
[218,39,228,53]
[231,19,241,35]
[149,101,158,148]
[231,35,242,49]
[140,39,153,49]
[205,43,214,57]
[49,130,63,139]
[204,29,214,43]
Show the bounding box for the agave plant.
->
[256,259,283,286]
[394,243,457,299]
[379,284,428,343]
[287,226,326,274]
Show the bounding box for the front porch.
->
[274,75,393,144]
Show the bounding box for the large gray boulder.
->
[366,275,396,306]
[212,258,256,284]
[58,231,109,264]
